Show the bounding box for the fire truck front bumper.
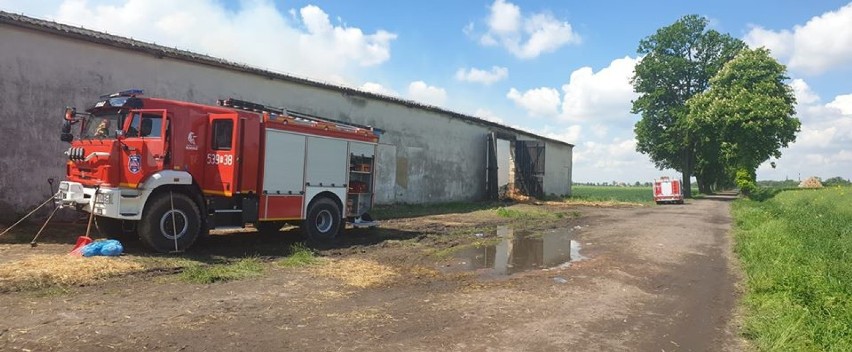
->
[56,181,145,220]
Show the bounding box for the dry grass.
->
[326,308,395,323]
[0,254,144,292]
[313,258,399,288]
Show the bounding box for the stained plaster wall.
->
[0,22,572,221]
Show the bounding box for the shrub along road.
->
[0,198,740,351]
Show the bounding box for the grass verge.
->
[278,243,320,267]
[178,258,265,284]
[495,207,565,219]
[732,186,852,350]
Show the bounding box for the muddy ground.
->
[0,196,741,351]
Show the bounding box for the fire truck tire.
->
[138,192,201,253]
[302,197,341,242]
[96,216,137,241]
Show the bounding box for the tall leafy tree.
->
[631,15,745,197]
[687,48,800,195]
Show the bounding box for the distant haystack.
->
[798,176,823,189]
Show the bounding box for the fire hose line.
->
[170,190,180,253]
[0,192,60,238]
[30,205,61,247]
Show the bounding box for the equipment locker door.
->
[203,113,240,197]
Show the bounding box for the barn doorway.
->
[514,141,545,199]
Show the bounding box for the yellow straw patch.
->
[314,258,399,288]
[0,254,144,291]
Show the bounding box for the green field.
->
[570,185,655,203]
[733,186,852,351]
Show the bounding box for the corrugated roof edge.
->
[0,11,573,147]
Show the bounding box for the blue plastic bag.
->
[81,241,106,257]
[81,239,124,257]
[100,240,124,256]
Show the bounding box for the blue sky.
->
[2,0,850,183]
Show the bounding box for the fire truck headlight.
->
[95,193,113,204]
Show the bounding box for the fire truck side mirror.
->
[60,120,73,143]
[64,107,76,121]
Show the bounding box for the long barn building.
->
[0,12,573,221]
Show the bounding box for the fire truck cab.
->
[57,90,380,252]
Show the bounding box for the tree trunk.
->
[696,177,712,195]
[682,169,692,198]
[682,150,693,198]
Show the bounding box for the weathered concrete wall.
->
[0,20,572,220]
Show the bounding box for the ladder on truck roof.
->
[217,98,382,135]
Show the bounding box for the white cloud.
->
[9,0,397,83]
[744,3,852,74]
[455,66,509,85]
[407,81,447,107]
[486,0,520,34]
[560,56,639,122]
[743,26,793,58]
[569,138,680,182]
[473,108,505,124]
[359,82,399,97]
[790,78,820,105]
[827,94,852,115]
[756,80,852,180]
[477,0,580,59]
[590,124,609,138]
[506,56,639,123]
[539,125,582,145]
[506,87,561,117]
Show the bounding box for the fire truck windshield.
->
[81,113,125,139]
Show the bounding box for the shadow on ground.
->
[699,192,739,202]
[3,220,423,264]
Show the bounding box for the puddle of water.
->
[444,226,585,276]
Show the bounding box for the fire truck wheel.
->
[96,216,138,241]
[138,192,201,253]
[303,197,342,242]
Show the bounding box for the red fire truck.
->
[653,176,684,204]
[56,89,380,252]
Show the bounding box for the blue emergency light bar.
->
[114,89,144,97]
[99,89,144,99]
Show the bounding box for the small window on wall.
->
[212,120,233,150]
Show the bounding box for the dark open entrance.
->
[515,141,545,199]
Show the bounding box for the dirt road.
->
[0,197,740,351]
